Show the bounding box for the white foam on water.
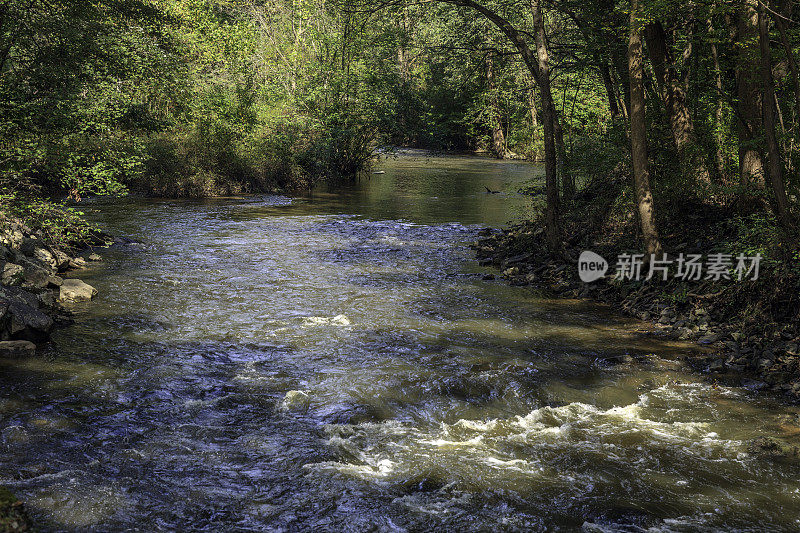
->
[418,437,484,447]
[302,314,351,327]
[307,387,741,487]
[281,390,311,411]
[232,361,273,385]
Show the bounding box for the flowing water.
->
[2,152,800,531]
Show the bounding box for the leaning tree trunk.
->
[644,21,712,184]
[629,0,663,257]
[528,80,538,128]
[758,5,795,230]
[612,48,632,118]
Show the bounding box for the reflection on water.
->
[1,153,800,531]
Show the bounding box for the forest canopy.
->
[0,0,798,259]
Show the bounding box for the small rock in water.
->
[59,279,98,302]
[0,340,36,358]
[281,390,310,412]
[698,333,720,344]
[748,436,800,459]
[707,359,725,373]
[68,257,87,269]
[87,253,102,262]
[741,378,768,391]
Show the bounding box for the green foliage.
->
[723,213,797,268]
[0,0,184,198]
[0,188,99,247]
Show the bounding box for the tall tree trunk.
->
[486,55,507,158]
[609,63,628,119]
[527,79,541,156]
[709,19,726,179]
[598,57,621,118]
[629,0,663,257]
[532,0,562,246]
[612,48,632,118]
[528,82,538,128]
[758,5,795,230]
[737,0,765,186]
[644,21,712,184]
[555,113,573,201]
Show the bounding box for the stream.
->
[2,152,800,531]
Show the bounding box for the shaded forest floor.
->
[474,168,800,401]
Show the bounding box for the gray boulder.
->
[59,278,97,302]
[33,247,58,269]
[68,257,87,270]
[0,228,24,249]
[1,262,24,285]
[19,238,42,256]
[52,249,72,271]
[0,286,53,341]
[21,268,51,290]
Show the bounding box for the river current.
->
[2,152,800,531]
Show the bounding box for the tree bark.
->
[644,21,712,184]
[598,57,620,118]
[629,0,663,257]
[612,48,632,118]
[758,5,795,230]
[532,0,563,244]
[486,55,508,158]
[709,18,726,179]
[737,0,765,186]
[528,81,538,127]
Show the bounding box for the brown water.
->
[2,152,800,531]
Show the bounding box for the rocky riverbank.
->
[0,217,111,528]
[472,223,800,403]
[0,219,108,355]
